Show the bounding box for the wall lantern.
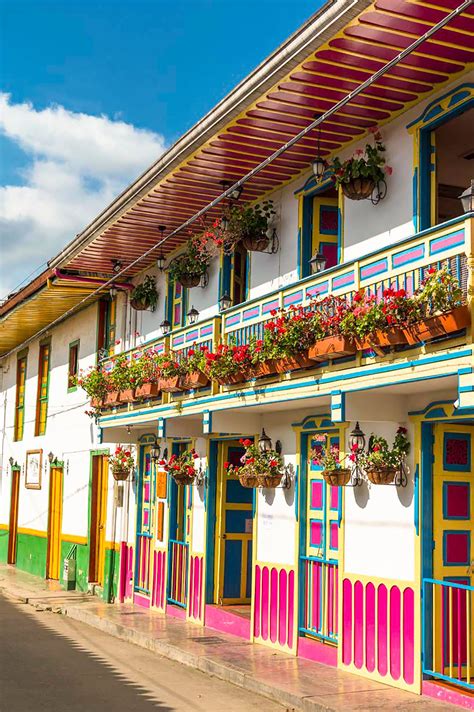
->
[156,226,166,270]
[160,319,171,336]
[459,179,474,213]
[258,428,273,453]
[109,285,118,299]
[349,421,366,452]
[219,292,232,311]
[311,118,327,182]
[187,305,200,325]
[220,180,243,202]
[309,250,327,274]
[150,439,161,464]
[8,456,14,468]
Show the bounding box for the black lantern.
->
[459,180,474,213]
[109,285,118,299]
[187,305,199,325]
[219,292,232,311]
[160,319,171,336]
[111,259,122,273]
[221,214,229,232]
[8,456,14,468]
[150,439,161,463]
[48,451,55,464]
[311,119,327,182]
[220,180,243,202]
[258,428,272,453]
[350,422,366,452]
[309,250,327,274]
[156,252,166,271]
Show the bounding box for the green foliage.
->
[130,275,159,309]
[167,237,211,284]
[225,438,283,478]
[330,129,390,188]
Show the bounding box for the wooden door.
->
[432,424,474,680]
[7,470,20,564]
[312,196,339,270]
[135,445,156,596]
[46,466,63,579]
[215,441,253,604]
[88,454,108,584]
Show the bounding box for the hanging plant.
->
[109,446,134,481]
[225,438,284,488]
[329,127,391,202]
[359,427,410,485]
[204,201,276,253]
[130,275,158,311]
[309,434,351,487]
[162,449,199,485]
[74,367,109,411]
[167,237,211,288]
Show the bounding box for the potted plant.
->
[167,237,211,288]
[309,434,351,487]
[162,449,199,485]
[204,343,252,385]
[106,356,135,404]
[330,128,391,201]
[262,306,320,373]
[156,353,186,392]
[74,366,109,411]
[109,446,134,481]
[225,438,284,488]
[339,290,407,355]
[360,427,410,485]
[225,200,276,252]
[308,296,356,359]
[130,275,159,311]
[130,351,161,399]
[180,346,209,389]
[248,336,277,378]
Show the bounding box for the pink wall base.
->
[204,605,251,640]
[133,592,151,609]
[422,681,474,710]
[166,603,186,620]
[297,635,338,667]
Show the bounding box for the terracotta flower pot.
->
[105,390,120,406]
[171,471,196,486]
[404,305,471,344]
[356,327,407,355]
[112,466,130,482]
[130,298,150,311]
[159,376,183,393]
[274,351,316,373]
[214,371,246,386]
[257,473,283,488]
[119,388,136,403]
[366,467,397,485]
[135,382,160,399]
[91,397,104,409]
[341,177,375,201]
[321,468,351,487]
[242,233,270,252]
[249,360,277,378]
[309,335,356,360]
[178,273,202,289]
[180,370,209,389]
[238,473,259,488]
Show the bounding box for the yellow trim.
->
[17,527,47,538]
[105,541,120,551]
[61,534,88,545]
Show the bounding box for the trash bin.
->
[62,548,77,591]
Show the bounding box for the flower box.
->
[249,360,277,378]
[257,473,283,488]
[178,273,202,289]
[366,466,397,485]
[159,376,183,393]
[274,351,316,374]
[91,397,104,409]
[119,388,136,403]
[309,335,356,360]
[238,473,259,488]
[242,233,270,252]
[355,327,407,354]
[214,371,246,386]
[341,177,375,201]
[135,382,160,399]
[404,305,470,344]
[321,468,351,487]
[105,391,120,406]
[180,370,209,390]
[171,471,196,486]
[112,466,130,482]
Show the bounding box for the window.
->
[299,185,340,279]
[35,342,51,436]
[67,340,80,391]
[97,297,116,358]
[14,353,27,442]
[167,279,187,329]
[220,245,249,309]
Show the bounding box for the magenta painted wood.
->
[354,580,364,669]
[279,569,287,647]
[403,587,415,684]
[205,604,251,639]
[390,586,401,680]
[422,680,474,710]
[126,546,133,598]
[261,565,270,640]
[377,584,388,676]
[270,567,278,643]
[118,541,128,603]
[133,592,151,609]
[166,602,186,620]
[365,582,376,672]
[342,578,352,665]
[288,570,295,645]
[188,554,203,621]
[298,635,337,667]
[329,487,339,510]
[152,550,166,609]
[254,565,261,638]
[311,481,323,509]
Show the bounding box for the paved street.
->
[0,595,283,712]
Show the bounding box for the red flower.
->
[224,461,230,469]
[242,438,252,447]
[188,349,195,356]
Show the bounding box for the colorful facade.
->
[1,1,473,705]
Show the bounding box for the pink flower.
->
[384,165,393,176]
[354,148,363,156]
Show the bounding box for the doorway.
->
[167,442,192,609]
[7,469,20,565]
[134,442,157,598]
[214,440,253,608]
[88,453,108,585]
[301,185,340,278]
[46,466,63,579]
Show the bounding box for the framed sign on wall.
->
[25,450,42,490]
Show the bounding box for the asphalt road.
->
[0,595,283,712]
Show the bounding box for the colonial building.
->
[1,0,473,705]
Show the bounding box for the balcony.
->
[98,214,473,424]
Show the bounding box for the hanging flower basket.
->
[159,375,183,392]
[257,473,283,488]
[274,351,316,374]
[249,360,277,378]
[112,466,131,482]
[241,233,270,252]
[105,390,120,406]
[171,471,196,486]
[366,466,397,485]
[162,449,200,486]
[135,382,160,399]
[341,177,376,201]
[130,297,150,311]
[119,388,136,403]
[178,272,203,289]
[238,472,260,488]
[321,468,352,487]
[180,370,209,389]
[309,335,356,360]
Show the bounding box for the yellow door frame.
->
[46,465,63,580]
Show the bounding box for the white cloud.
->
[0,93,166,299]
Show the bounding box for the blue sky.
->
[0,0,321,297]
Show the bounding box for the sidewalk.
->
[0,565,457,712]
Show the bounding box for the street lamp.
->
[309,250,327,274]
[187,306,199,325]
